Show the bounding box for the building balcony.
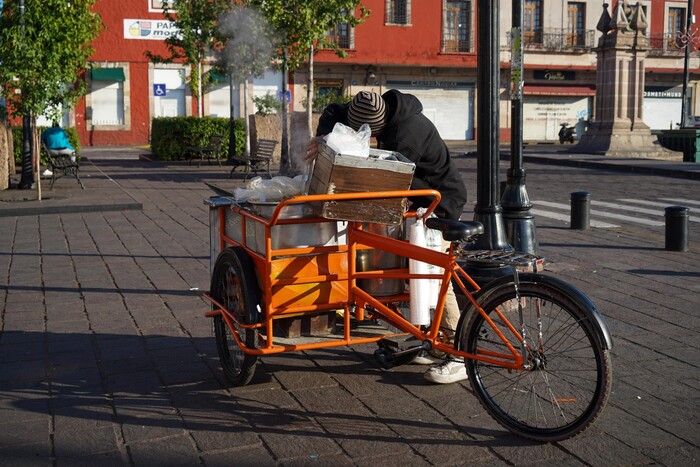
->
[506,28,597,52]
[646,32,690,56]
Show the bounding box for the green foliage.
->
[303,91,352,113]
[150,116,245,161]
[250,0,369,71]
[146,0,230,107]
[253,93,282,116]
[12,126,81,166]
[0,0,103,121]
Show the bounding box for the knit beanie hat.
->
[347,91,387,135]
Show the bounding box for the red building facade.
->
[70,0,699,147]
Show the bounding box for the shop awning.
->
[524,84,595,96]
[92,68,125,82]
[208,72,228,83]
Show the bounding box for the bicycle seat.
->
[425,218,484,242]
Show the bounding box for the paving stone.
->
[126,434,200,467]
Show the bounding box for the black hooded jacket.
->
[316,89,467,220]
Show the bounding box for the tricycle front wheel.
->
[461,279,612,442]
[211,248,260,386]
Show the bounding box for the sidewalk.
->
[0,146,698,466]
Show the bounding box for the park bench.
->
[229,138,275,181]
[42,141,85,190]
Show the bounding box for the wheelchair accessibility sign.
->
[153,84,167,96]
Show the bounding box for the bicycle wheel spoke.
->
[463,277,611,441]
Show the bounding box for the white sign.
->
[124,19,180,40]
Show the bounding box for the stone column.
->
[573,1,682,159]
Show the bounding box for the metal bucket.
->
[356,222,406,296]
[242,201,338,253]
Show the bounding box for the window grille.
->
[386,0,411,25]
[442,1,471,53]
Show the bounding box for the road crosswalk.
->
[531,197,700,229]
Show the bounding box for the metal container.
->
[356,222,406,296]
[225,201,338,254]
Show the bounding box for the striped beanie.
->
[347,91,387,135]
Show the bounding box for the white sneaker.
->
[424,359,468,384]
[42,169,53,176]
[410,351,435,365]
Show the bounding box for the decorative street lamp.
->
[680,0,696,128]
[472,0,510,252]
[501,0,538,255]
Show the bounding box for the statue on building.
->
[572,1,681,159]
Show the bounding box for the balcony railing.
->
[506,28,596,51]
[647,32,690,56]
[441,36,475,53]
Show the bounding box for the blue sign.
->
[277,90,291,103]
[153,84,167,96]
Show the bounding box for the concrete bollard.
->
[665,206,689,251]
[570,191,591,230]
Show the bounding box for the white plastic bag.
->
[324,122,371,158]
[234,176,305,202]
[408,208,444,325]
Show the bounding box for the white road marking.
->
[534,200,664,226]
[617,199,700,222]
[530,208,620,228]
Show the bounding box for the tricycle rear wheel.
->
[211,248,260,386]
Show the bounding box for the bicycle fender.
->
[464,272,613,350]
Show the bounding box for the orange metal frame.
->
[204,189,525,370]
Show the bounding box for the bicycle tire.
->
[211,248,259,387]
[460,279,612,442]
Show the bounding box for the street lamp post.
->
[680,0,695,128]
[473,0,510,252]
[501,0,538,254]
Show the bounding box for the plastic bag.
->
[234,176,305,202]
[324,122,371,158]
[408,208,444,325]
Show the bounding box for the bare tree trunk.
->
[244,79,251,157]
[307,45,314,139]
[279,48,290,175]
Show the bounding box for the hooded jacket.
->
[317,89,467,220]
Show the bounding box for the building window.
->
[313,79,344,113]
[326,22,352,49]
[524,0,543,45]
[386,0,411,25]
[668,7,686,48]
[442,1,471,53]
[566,2,586,47]
[89,67,126,127]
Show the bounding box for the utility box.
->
[309,141,416,225]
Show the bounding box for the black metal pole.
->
[680,0,694,128]
[501,0,538,254]
[473,0,510,251]
[18,0,34,190]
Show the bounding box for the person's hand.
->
[305,136,324,162]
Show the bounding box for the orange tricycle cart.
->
[203,188,612,442]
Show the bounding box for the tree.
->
[147,0,230,118]
[215,4,275,159]
[0,0,103,190]
[250,0,368,175]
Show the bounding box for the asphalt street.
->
[0,145,698,466]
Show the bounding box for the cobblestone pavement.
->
[0,146,698,466]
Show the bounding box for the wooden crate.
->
[309,142,415,225]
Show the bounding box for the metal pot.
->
[246,201,337,252]
[356,222,406,296]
